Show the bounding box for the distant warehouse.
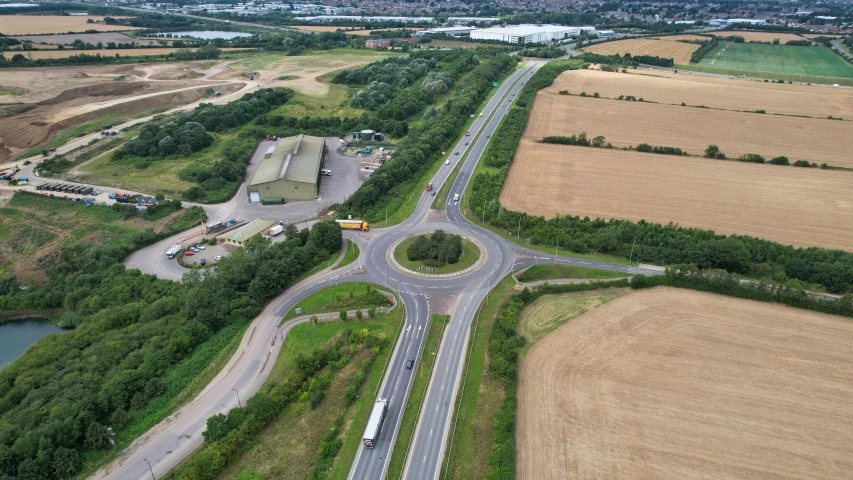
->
[471,24,595,44]
[247,134,325,203]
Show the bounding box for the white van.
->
[453,193,460,202]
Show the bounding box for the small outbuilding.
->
[247,134,325,203]
[220,218,276,246]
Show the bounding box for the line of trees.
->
[337,51,517,220]
[578,52,673,68]
[0,220,342,480]
[517,46,565,58]
[471,61,853,294]
[690,38,719,63]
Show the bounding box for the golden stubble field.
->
[523,93,853,168]
[501,141,853,250]
[711,30,806,43]
[582,38,700,63]
[0,15,138,35]
[517,287,853,480]
[543,69,853,118]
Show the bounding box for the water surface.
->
[0,319,65,371]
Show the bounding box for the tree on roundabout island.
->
[407,230,463,268]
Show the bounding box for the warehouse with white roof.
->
[471,24,595,44]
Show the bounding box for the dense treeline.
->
[255,112,409,139]
[471,61,853,294]
[690,39,719,63]
[112,89,290,202]
[337,51,517,220]
[406,230,463,267]
[517,46,565,58]
[0,46,225,68]
[0,220,342,480]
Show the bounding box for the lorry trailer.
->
[269,225,284,236]
[362,398,388,448]
[335,219,369,231]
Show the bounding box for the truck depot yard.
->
[523,93,853,168]
[696,42,853,78]
[544,69,853,119]
[517,287,853,480]
[582,38,701,64]
[501,140,853,251]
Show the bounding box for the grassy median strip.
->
[440,275,517,480]
[333,239,360,270]
[387,314,449,479]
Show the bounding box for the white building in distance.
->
[471,24,595,44]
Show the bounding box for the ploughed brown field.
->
[543,69,853,119]
[0,15,138,35]
[523,93,853,168]
[501,141,853,250]
[582,38,700,64]
[517,287,853,480]
[711,30,806,43]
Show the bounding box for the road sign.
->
[492,81,499,87]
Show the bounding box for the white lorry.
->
[166,244,183,259]
[270,224,284,236]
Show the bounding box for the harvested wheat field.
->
[583,38,699,64]
[20,47,248,60]
[647,34,711,42]
[711,30,804,43]
[502,141,853,250]
[517,287,853,480]
[524,94,853,167]
[0,15,138,35]
[543,69,853,118]
[803,33,843,39]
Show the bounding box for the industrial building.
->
[366,38,391,48]
[220,218,275,246]
[470,24,595,44]
[247,135,325,203]
[415,26,477,37]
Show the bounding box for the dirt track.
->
[544,69,853,119]
[501,141,853,250]
[517,287,853,480]
[523,93,853,168]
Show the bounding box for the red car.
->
[183,251,195,256]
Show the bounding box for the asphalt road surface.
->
[58,60,665,480]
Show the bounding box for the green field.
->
[696,42,853,78]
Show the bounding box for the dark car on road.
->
[406,359,415,369]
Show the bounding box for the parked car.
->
[190,246,199,253]
[200,258,207,266]
[196,244,206,250]
[406,359,415,369]
[214,255,223,261]
[320,169,332,176]
[183,251,195,256]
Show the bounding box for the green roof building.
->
[247,135,325,202]
[220,218,276,246]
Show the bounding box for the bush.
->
[793,160,816,168]
[704,144,726,159]
[769,156,789,165]
[738,153,765,164]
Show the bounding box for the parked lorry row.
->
[0,167,19,180]
[36,183,93,195]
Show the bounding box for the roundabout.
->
[389,232,485,278]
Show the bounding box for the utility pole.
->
[517,217,521,239]
[232,388,242,408]
[144,459,155,480]
[629,240,635,263]
[385,206,388,227]
[384,260,388,289]
[555,240,558,264]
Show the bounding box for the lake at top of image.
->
[0,318,66,371]
[156,31,255,40]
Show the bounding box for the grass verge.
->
[387,314,449,479]
[440,274,517,480]
[279,282,393,323]
[516,264,630,282]
[334,239,360,270]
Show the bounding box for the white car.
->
[445,159,450,165]
[190,247,199,253]
[214,255,223,261]
[196,244,206,250]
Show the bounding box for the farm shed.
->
[220,218,276,246]
[247,134,325,202]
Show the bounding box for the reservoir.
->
[0,319,65,371]
[156,31,255,40]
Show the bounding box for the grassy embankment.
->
[279,282,394,323]
[387,314,449,479]
[334,239,360,270]
[516,264,629,282]
[393,235,480,274]
[186,293,403,480]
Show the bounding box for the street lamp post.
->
[144,458,155,480]
[232,388,242,408]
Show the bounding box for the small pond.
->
[0,319,65,371]
[155,31,255,40]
